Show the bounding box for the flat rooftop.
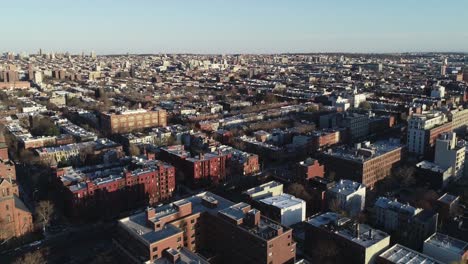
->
[243,181,283,196]
[380,244,443,264]
[425,233,468,256]
[307,212,389,248]
[416,160,449,173]
[324,139,402,163]
[437,193,459,205]
[118,192,234,245]
[375,197,421,216]
[154,247,210,264]
[260,194,304,209]
[120,212,182,245]
[328,179,365,196]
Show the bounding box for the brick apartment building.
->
[223,146,260,178]
[296,158,325,182]
[100,108,167,135]
[321,139,403,188]
[310,130,340,151]
[159,145,230,186]
[55,158,175,218]
[115,192,296,264]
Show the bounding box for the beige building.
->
[100,108,167,135]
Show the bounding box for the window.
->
[152,247,158,252]
[177,237,181,242]
[6,205,9,211]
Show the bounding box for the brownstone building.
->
[321,140,403,188]
[100,108,167,135]
[115,192,296,264]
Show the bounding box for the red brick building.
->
[0,140,33,240]
[226,147,260,177]
[0,141,15,180]
[311,130,340,151]
[56,159,175,218]
[321,140,403,188]
[0,179,33,239]
[115,192,296,264]
[296,158,325,181]
[159,145,230,186]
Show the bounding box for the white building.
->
[423,233,468,264]
[243,181,283,200]
[353,93,367,108]
[327,179,366,217]
[259,194,306,226]
[374,197,422,231]
[407,111,448,155]
[430,84,446,99]
[434,132,465,180]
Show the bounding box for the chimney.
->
[162,248,180,264]
[146,207,156,220]
[245,209,261,227]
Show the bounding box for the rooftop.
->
[323,139,402,163]
[375,197,422,216]
[437,193,459,205]
[307,212,390,248]
[416,160,449,173]
[424,233,468,256]
[328,179,365,196]
[118,192,234,245]
[243,181,283,197]
[260,193,305,209]
[379,244,443,264]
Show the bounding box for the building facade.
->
[327,179,366,217]
[305,212,390,264]
[115,192,296,264]
[56,158,175,218]
[321,140,403,188]
[407,112,452,156]
[100,108,167,135]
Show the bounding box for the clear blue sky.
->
[1,0,467,54]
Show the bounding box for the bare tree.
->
[128,144,141,156]
[36,200,54,233]
[13,251,45,264]
[287,183,312,202]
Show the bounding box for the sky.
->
[1,0,467,54]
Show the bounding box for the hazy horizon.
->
[2,0,468,54]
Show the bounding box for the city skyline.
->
[1,0,468,54]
